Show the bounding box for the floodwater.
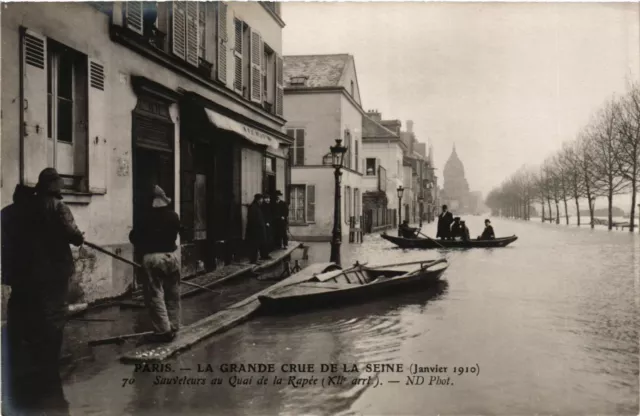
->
[61,217,639,415]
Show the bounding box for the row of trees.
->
[486,84,640,232]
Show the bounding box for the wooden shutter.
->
[125,2,144,35]
[249,29,262,103]
[295,129,305,166]
[88,57,107,194]
[21,29,48,187]
[306,184,315,223]
[275,53,284,116]
[205,4,217,67]
[233,18,243,92]
[172,1,187,60]
[185,1,199,67]
[217,2,228,84]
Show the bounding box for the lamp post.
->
[329,138,347,266]
[397,185,405,236]
[425,181,433,223]
[418,196,424,227]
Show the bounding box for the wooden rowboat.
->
[257,258,448,313]
[380,233,518,249]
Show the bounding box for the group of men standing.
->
[245,191,289,264]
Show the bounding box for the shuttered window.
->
[286,128,305,166]
[216,2,228,84]
[125,2,144,35]
[306,184,315,223]
[289,185,305,223]
[233,18,243,92]
[21,29,104,192]
[354,140,359,173]
[249,29,262,103]
[172,1,199,67]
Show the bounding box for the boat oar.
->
[84,241,221,296]
[417,231,447,250]
[364,258,443,270]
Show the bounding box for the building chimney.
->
[367,109,381,122]
[406,120,414,133]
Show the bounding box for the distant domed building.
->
[441,145,471,212]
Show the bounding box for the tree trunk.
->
[563,198,569,225]
[590,198,595,229]
[555,201,560,224]
[547,198,553,222]
[608,190,613,231]
[541,201,545,222]
[630,179,637,232]
[575,199,581,226]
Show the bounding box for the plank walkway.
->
[119,243,302,308]
[120,262,338,363]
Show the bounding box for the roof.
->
[283,54,351,88]
[362,116,399,139]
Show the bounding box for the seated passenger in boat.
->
[459,220,471,241]
[399,220,419,239]
[450,217,462,239]
[478,219,495,240]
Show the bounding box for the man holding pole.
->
[3,168,84,414]
[129,185,181,343]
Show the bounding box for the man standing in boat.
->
[129,185,181,343]
[437,205,454,240]
[478,219,495,240]
[273,190,289,249]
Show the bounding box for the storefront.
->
[179,95,291,276]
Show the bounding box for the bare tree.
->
[576,132,601,228]
[616,84,640,232]
[558,141,585,225]
[588,99,630,229]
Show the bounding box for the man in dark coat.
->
[450,217,462,239]
[261,193,273,255]
[399,220,419,239]
[479,219,496,240]
[436,205,454,240]
[4,168,84,415]
[273,190,289,249]
[1,184,35,287]
[246,194,269,263]
[459,220,471,241]
[129,185,181,343]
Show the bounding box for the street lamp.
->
[329,138,348,266]
[425,181,433,223]
[418,196,424,227]
[397,185,405,236]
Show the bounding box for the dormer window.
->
[290,76,307,86]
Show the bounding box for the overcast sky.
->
[282,2,640,201]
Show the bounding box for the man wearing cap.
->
[273,190,289,249]
[246,193,269,264]
[4,168,83,413]
[129,185,181,343]
[436,205,454,240]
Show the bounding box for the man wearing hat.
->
[4,168,83,413]
[450,217,462,239]
[129,185,181,343]
[245,193,268,264]
[273,190,289,249]
[437,205,454,240]
[459,220,471,241]
[479,219,496,240]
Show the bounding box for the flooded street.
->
[63,217,639,415]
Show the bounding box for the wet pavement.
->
[53,218,640,414]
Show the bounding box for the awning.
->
[204,108,280,149]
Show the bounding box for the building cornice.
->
[259,2,286,28]
[285,86,369,118]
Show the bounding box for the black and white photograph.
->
[1,1,638,415]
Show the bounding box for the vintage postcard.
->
[1,1,638,415]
